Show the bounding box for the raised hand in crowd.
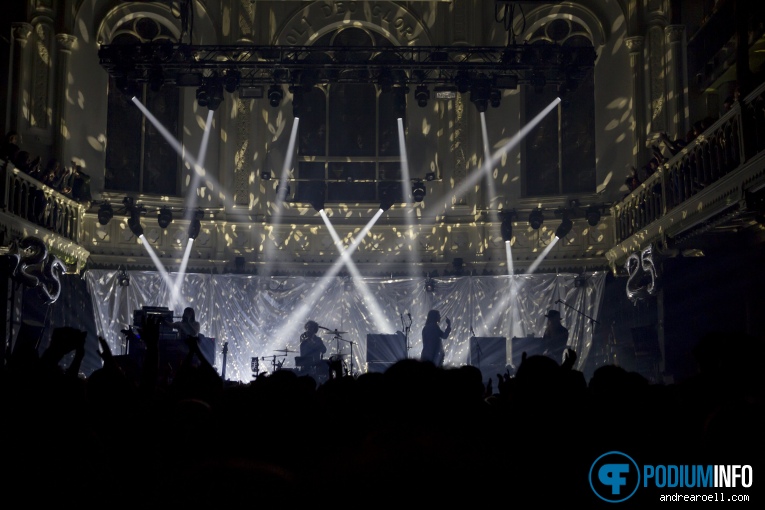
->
[40,326,87,377]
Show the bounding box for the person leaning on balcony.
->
[0,131,20,162]
[12,150,41,176]
[41,159,64,190]
[70,163,92,202]
[624,166,641,194]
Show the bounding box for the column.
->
[665,25,686,140]
[54,33,77,163]
[8,23,32,133]
[625,36,646,169]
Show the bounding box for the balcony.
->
[0,161,90,272]
[606,81,765,271]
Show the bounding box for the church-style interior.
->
[1,1,763,504]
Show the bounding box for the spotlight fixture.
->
[415,84,430,108]
[425,171,436,182]
[117,267,130,287]
[379,192,395,212]
[531,73,546,94]
[115,75,139,98]
[188,209,204,240]
[555,212,573,239]
[585,205,602,227]
[309,188,325,212]
[489,88,502,108]
[411,180,426,203]
[455,71,471,94]
[268,84,283,108]
[196,77,224,111]
[98,203,114,226]
[157,207,173,229]
[344,278,353,292]
[127,207,144,238]
[469,79,491,113]
[206,81,224,111]
[196,85,210,108]
[260,170,272,180]
[290,84,305,117]
[392,85,408,119]
[528,208,545,230]
[424,278,436,293]
[500,211,516,242]
[223,69,241,93]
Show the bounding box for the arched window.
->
[522,19,595,197]
[104,17,179,196]
[294,27,403,205]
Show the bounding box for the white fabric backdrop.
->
[84,270,606,382]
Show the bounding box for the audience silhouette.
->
[1,323,761,505]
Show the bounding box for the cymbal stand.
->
[261,354,285,374]
[335,335,357,376]
[401,313,413,358]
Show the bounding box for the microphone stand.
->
[556,299,600,325]
[401,313,413,359]
[336,336,356,376]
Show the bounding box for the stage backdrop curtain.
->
[84,270,606,383]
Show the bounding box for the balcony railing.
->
[0,160,90,271]
[610,80,765,257]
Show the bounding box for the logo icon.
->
[589,451,640,503]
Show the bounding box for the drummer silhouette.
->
[298,320,328,382]
[300,320,327,362]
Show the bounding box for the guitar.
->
[221,341,229,380]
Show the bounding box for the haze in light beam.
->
[132,98,235,210]
[526,236,559,276]
[170,240,195,309]
[273,209,385,348]
[480,112,501,226]
[425,97,561,221]
[505,240,515,277]
[397,117,420,278]
[320,211,392,334]
[480,236,559,336]
[138,235,177,297]
[264,118,300,273]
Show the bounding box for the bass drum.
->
[327,354,348,379]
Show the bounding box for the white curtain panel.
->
[84,270,606,382]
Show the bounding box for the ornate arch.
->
[513,2,608,48]
[96,3,181,45]
[275,1,432,47]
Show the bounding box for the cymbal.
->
[274,348,296,353]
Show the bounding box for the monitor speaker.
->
[366,332,406,363]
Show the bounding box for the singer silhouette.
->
[542,309,568,363]
[421,309,451,367]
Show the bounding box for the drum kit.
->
[250,325,356,381]
[257,348,297,375]
[251,348,297,378]
[319,326,357,378]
